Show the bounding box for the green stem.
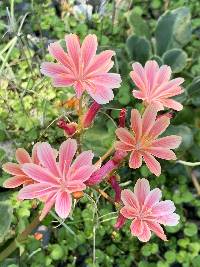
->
[177,160,200,167]
[0,214,40,262]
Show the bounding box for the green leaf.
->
[126,35,151,64]
[155,7,192,56]
[50,244,64,260]
[82,116,116,156]
[116,83,131,105]
[162,48,187,73]
[164,125,193,152]
[0,202,13,243]
[187,77,200,97]
[192,256,200,267]
[127,11,150,39]
[150,55,163,66]
[141,244,152,256]
[164,251,176,263]
[184,223,198,237]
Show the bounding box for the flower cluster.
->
[3,33,185,243]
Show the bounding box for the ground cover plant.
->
[0,0,200,266]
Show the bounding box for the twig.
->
[93,186,120,208]
[95,146,114,167]
[191,172,200,196]
[0,214,40,262]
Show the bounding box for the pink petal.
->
[142,105,157,135]
[131,109,142,141]
[74,81,85,98]
[146,147,176,160]
[129,151,142,169]
[121,189,139,209]
[130,218,144,236]
[157,213,180,226]
[160,99,183,111]
[142,152,161,176]
[15,148,32,164]
[86,84,114,104]
[120,206,137,219]
[137,222,151,242]
[37,142,60,177]
[131,62,147,90]
[132,90,145,100]
[39,192,57,220]
[3,175,29,188]
[156,65,171,85]
[48,42,74,69]
[68,165,96,182]
[40,62,70,77]
[22,163,58,185]
[18,183,57,200]
[65,34,80,71]
[66,180,86,193]
[148,116,170,139]
[89,73,121,88]
[59,139,77,176]
[144,60,159,94]
[32,142,40,164]
[85,50,115,75]
[152,200,176,216]
[146,221,167,241]
[52,75,75,87]
[151,100,165,111]
[160,86,184,98]
[70,150,94,172]
[134,178,150,205]
[153,78,184,98]
[55,191,72,219]
[81,34,97,67]
[143,188,162,209]
[115,141,134,151]
[115,128,135,145]
[2,163,24,176]
[151,135,182,149]
[130,71,146,92]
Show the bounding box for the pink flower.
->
[130,60,184,111]
[3,144,40,188]
[18,139,96,220]
[41,34,121,104]
[115,105,182,176]
[120,178,180,242]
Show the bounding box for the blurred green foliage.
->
[0,0,200,266]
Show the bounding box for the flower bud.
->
[72,191,84,199]
[109,175,121,203]
[119,108,126,127]
[82,101,101,128]
[57,119,77,136]
[114,214,126,230]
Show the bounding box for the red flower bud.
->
[57,119,77,136]
[119,108,126,127]
[114,214,126,230]
[82,101,101,128]
[109,175,121,203]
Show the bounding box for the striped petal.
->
[55,191,72,219]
